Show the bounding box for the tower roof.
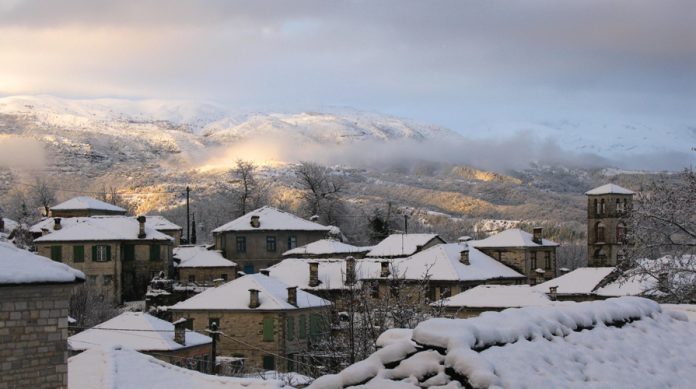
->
[585,184,634,195]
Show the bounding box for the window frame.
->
[236,236,246,253]
[266,236,277,252]
[287,235,297,250]
[92,245,111,262]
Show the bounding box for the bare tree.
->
[294,161,345,224]
[623,169,696,302]
[69,284,120,329]
[33,178,56,217]
[230,159,268,216]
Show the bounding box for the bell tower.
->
[586,184,634,267]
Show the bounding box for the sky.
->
[0,0,694,157]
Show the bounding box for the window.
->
[188,274,196,283]
[616,199,624,213]
[92,245,111,262]
[544,251,551,270]
[299,315,307,339]
[370,281,380,299]
[123,244,135,261]
[88,275,97,285]
[266,236,276,252]
[202,355,209,373]
[600,199,606,214]
[73,245,84,263]
[50,246,62,262]
[530,251,537,270]
[309,314,323,340]
[221,273,228,281]
[262,318,274,341]
[236,236,246,253]
[243,264,254,274]
[596,222,606,243]
[287,236,297,250]
[103,275,113,286]
[617,223,627,243]
[185,318,194,330]
[594,199,600,216]
[286,354,296,372]
[149,245,161,261]
[287,316,295,341]
[439,287,451,299]
[262,355,275,370]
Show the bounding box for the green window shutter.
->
[91,246,97,261]
[262,355,275,370]
[299,315,306,339]
[51,246,62,262]
[262,318,274,341]
[149,245,160,261]
[309,314,318,337]
[124,244,135,261]
[287,316,294,341]
[73,245,84,262]
[106,245,112,261]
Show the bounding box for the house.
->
[0,241,84,389]
[68,312,214,373]
[49,196,127,217]
[1,216,18,236]
[283,239,371,259]
[170,273,331,373]
[33,215,174,303]
[471,228,559,284]
[212,206,333,274]
[147,215,184,245]
[174,245,238,285]
[368,242,526,303]
[310,297,696,388]
[585,183,634,266]
[533,267,618,301]
[435,284,553,318]
[69,347,289,389]
[365,233,444,259]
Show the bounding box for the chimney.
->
[249,289,260,308]
[458,236,472,243]
[310,215,319,222]
[53,217,62,230]
[549,286,558,301]
[287,286,297,306]
[250,215,260,228]
[260,269,270,276]
[137,216,147,239]
[213,278,224,287]
[173,318,187,346]
[308,262,319,287]
[380,261,390,278]
[658,272,669,293]
[560,267,570,275]
[345,256,356,285]
[459,249,470,265]
[532,227,543,244]
[41,228,49,236]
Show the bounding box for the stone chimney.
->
[41,228,49,236]
[459,249,470,265]
[137,216,147,239]
[53,217,62,230]
[287,286,297,306]
[532,227,543,244]
[308,262,319,287]
[549,286,558,301]
[249,289,260,308]
[345,256,356,285]
[173,318,187,345]
[380,261,390,278]
[310,215,319,222]
[260,269,270,276]
[250,215,260,228]
[560,267,570,275]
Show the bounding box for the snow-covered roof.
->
[51,196,126,213]
[310,297,696,389]
[69,347,289,389]
[174,245,237,268]
[391,243,525,281]
[171,273,331,311]
[0,241,84,285]
[212,206,331,233]
[68,312,211,352]
[33,216,173,243]
[146,215,183,231]
[437,284,551,308]
[533,267,616,295]
[2,217,18,233]
[366,234,443,258]
[283,239,370,257]
[585,183,635,195]
[470,228,559,248]
[265,257,382,290]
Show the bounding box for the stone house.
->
[282,238,372,259]
[49,196,127,217]
[33,216,174,303]
[170,273,331,373]
[0,241,85,389]
[147,215,184,246]
[585,183,634,267]
[471,228,559,284]
[212,206,333,274]
[365,233,445,259]
[68,312,214,373]
[174,245,238,285]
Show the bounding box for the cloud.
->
[0,135,45,169]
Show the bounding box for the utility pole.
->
[404,214,408,234]
[206,322,220,374]
[186,186,191,244]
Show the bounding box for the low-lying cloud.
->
[0,136,45,169]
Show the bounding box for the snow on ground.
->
[310,297,696,389]
[0,241,84,284]
[69,312,211,352]
[69,347,289,389]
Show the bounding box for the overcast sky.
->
[1,0,694,133]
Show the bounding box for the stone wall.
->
[0,283,75,389]
[178,266,237,284]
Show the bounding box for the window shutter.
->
[287,317,294,341]
[299,315,306,339]
[106,245,112,261]
[91,245,97,262]
[262,318,274,341]
[74,245,84,262]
